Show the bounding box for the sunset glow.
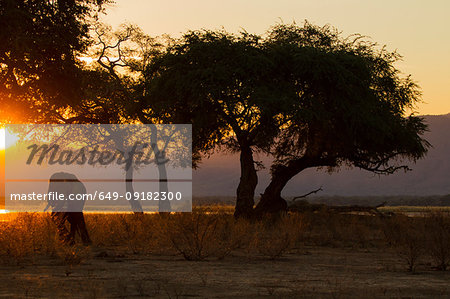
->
[101,0,450,115]
[1,1,450,296]
[0,128,4,150]
[0,128,20,150]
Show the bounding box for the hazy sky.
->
[101,0,449,115]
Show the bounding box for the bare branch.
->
[292,186,323,201]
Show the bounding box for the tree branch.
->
[292,186,323,201]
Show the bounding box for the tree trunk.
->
[254,173,289,217]
[255,156,329,216]
[111,134,144,214]
[148,124,171,214]
[126,164,144,213]
[234,145,258,219]
[157,152,171,212]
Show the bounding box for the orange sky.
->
[101,0,450,116]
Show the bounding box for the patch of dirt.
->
[0,246,449,298]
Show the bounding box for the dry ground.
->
[0,210,449,298]
[1,246,449,298]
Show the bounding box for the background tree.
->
[69,24,194,213]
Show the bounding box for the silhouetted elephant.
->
[47,172,91,245]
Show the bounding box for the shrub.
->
[252,215,300,259]
[383,215,425,272]
[425,211,450,271]
[166,212,221,260]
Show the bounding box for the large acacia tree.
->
[142,22,429,218]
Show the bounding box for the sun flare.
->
[0,127,20,150]
[0,128,4,150]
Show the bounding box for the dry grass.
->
[0,207,449,272]
[425,211,450,270]
[1,208,450,298]
[383,215,426,272]
[382,211,450,272]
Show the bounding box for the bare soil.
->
[1,246,449,298]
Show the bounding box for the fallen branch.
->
[292,186,323,201]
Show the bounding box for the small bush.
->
[252,215,300,259]
[425,211,450,271]
[383,215,426,272]
[166,212,221,260]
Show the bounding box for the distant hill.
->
[193,114,450,198]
